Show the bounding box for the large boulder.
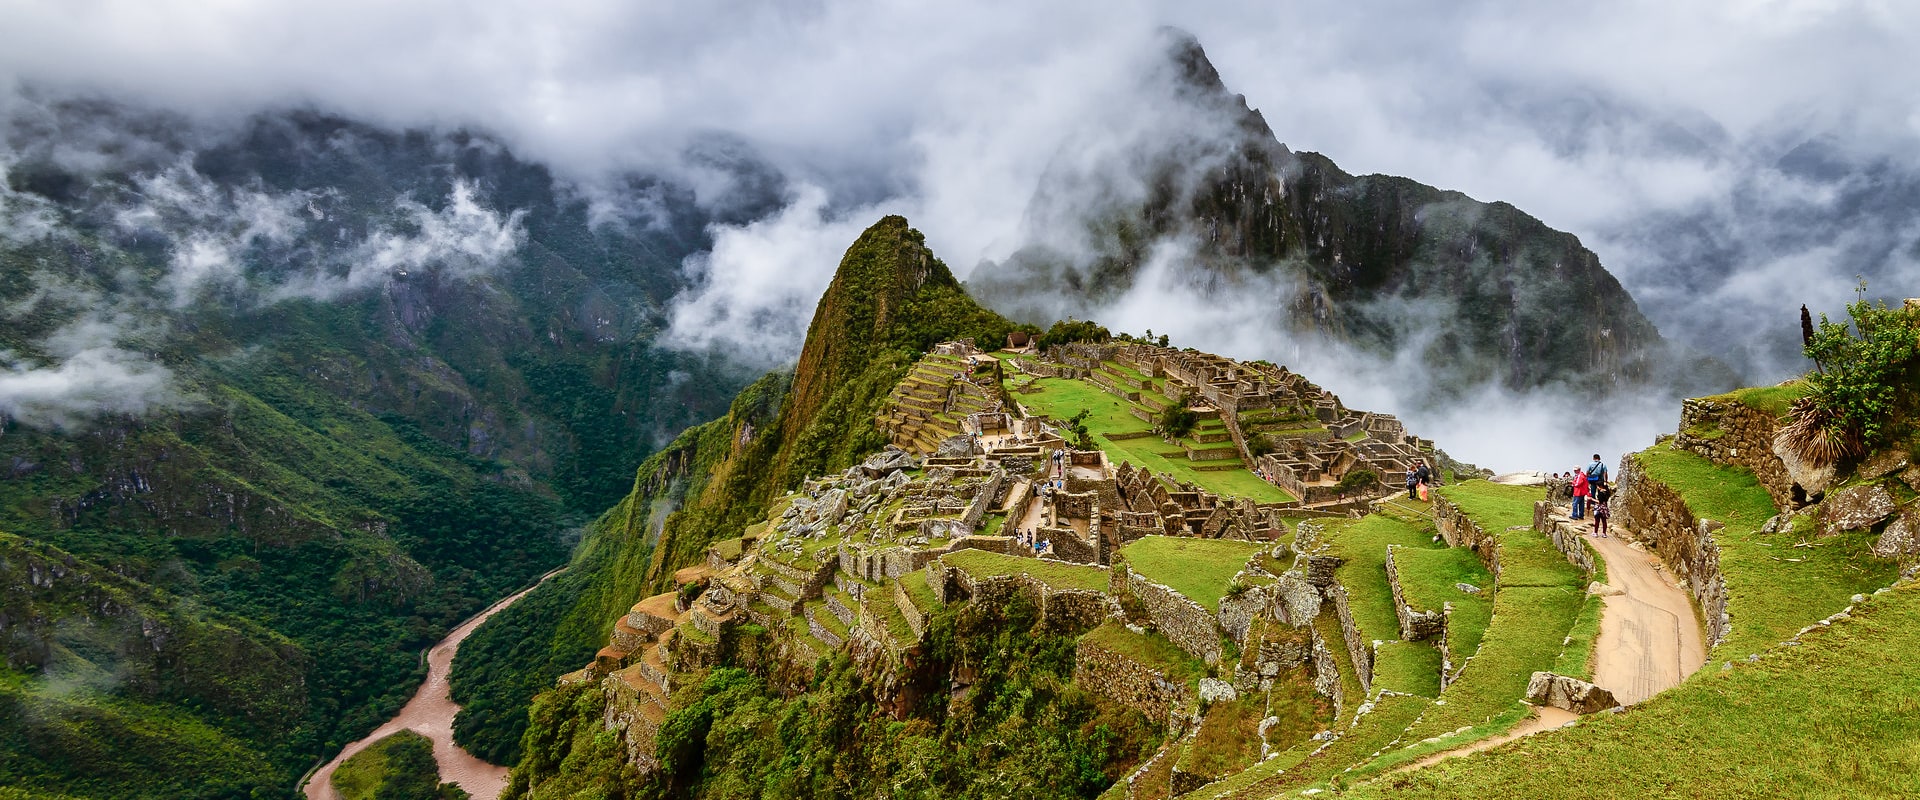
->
[1872,512,1919,561]
[935,434,979,458]
[1822,483,1898,533]
[1525,671,1620,714]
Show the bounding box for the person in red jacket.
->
[1571,467,1590,519]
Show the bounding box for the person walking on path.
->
[1571,467,1590,519]
[1585,454,1608,486]
[1590,482,1614,537]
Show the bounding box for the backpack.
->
[1586,462,1607,483]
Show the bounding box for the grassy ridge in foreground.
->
[1347,579,1920,799]
[1635,444,1899,659]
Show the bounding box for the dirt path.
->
[303,571,559,800]
[1400,521,1706,774]
[1586,533,1707,704]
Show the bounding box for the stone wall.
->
[1127,570,1224,663]
[1672,396,1799,508]
[1074,634,1195,730]
[1384,546,1443,640]
[1046,527,1099,564]
[1433,492,1502,581]
[1614,453,1731,647]
[1307,620,1345,716]
[1322,581,1372,694]
[1533,501,1597,577]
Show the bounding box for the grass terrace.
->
[1078,620,1207,686]
[1702,380,1809,420]
[1345,580,1920,799]
[940,548,1111,593]
[1391,545,1496,666]
[1637,443,1899,659]
[1435,481,1579,589]
[1013,375,1294,503]
[1119,536,1264,613]
[1318,515,1449,643]
[898,568,938,613]
[1370,640,1443,697]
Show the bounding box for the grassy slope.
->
[1637,444,1899,659]
[1347,579,1920,799]
[1120,536,1264,613]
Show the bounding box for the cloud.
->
[269,179,528,301]
[663,184,895,364]
[0,345,180,429]
[6,0,1920,453]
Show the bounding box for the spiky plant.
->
[1775,394,1856,467]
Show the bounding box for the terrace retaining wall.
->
[1322,581,1372,694]
[1433,493,1503,582]
[1614,453,1731,648]
[1671,397,1799,508]
[1074,633,1196,731]
[1126,570,1224,664]
[1384,546,1444,641]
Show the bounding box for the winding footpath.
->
[303,571,559,800]
[1406,513,1707,770]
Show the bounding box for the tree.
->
[1158,393,1199,440]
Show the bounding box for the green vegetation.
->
[332,730,469,800]
[1435,482,1576,589]
[1079,621,1207,686]
[1036,319,1113,350]
[1795,293,1920,456]
[1370,641,1443,697]
[1119,536,1263,612]
[515,597,1162,800]
[1317,516,1448,643]
[1158,392,1201,439]
[1636,444,1899,658]
[1348,581,1920,799]
[942,548,1111,593]
[1705,381,1809,420]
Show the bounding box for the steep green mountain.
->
[0,104,753,795]
[450,215,1015,762]
[967,30,1723,396]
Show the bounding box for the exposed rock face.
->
[1822,483,1898,533]
[1526,671,1620,714]
[968,29,1691,396]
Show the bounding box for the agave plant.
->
[1775,394,1858,467]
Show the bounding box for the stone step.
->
[639,645,672,695]
[610,617,651,652]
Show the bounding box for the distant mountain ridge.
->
[968,29,1724,397]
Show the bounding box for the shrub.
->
[1786,291,1920,464]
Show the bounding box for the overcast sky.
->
[5,0,1916,468]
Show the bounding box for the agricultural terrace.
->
[1009,374,1295,503]
[1120,535,1265,613]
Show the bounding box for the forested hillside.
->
[0,104,756,796]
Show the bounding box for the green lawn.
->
[1014,376,1294,503]
[1703,380,1809,420]
[1120,536,1263,613]
[1186,692,1432,799]
[1435,482,1581,589]
[1320,515,1450,644]
[1371,640,1443,697]
[1391,545,1495,667]
[941,548,1111,593]
[899,568,938,612]
[1079,620,1207,685]
[1637,444,1899,659]
[1344,580,1920,799]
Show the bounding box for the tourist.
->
[1571,467,1589,519]
[1415,460,1433,489]
[1590,482,1614,538]
[1586,454,1608,486]
[1405,465,1419,500]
